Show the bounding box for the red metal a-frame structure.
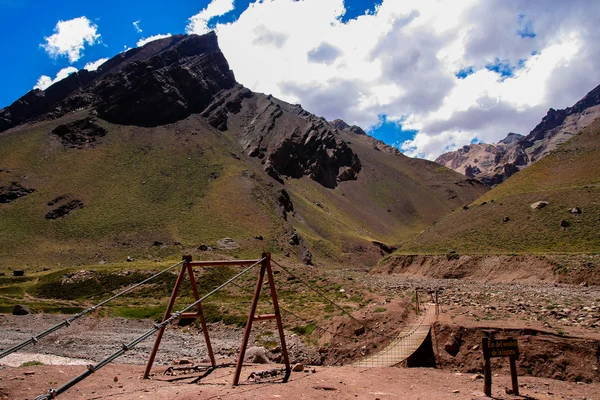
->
[143,253,291,385]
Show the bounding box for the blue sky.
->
[0,0,383,108]
[1,0,599,160]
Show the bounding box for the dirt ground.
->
[1,363,599,400]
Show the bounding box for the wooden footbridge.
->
[352,302,438,367]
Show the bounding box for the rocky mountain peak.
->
[0,32,235,131]
[0,32,364,189]
[498,132,525,145]
[436,82,600,186]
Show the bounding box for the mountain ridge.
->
[435,83,600,186]
[0,32,487,267]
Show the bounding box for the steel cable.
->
[0,260,185,360]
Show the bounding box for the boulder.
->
[13,270,24,277]
[530,201,548,210]
[276,189,294,220]
[217,238,239,250]
[502,216,510,222]
[12,304,31,315]
[302,249,313,266]
[444,331,463,357]
[289,233,300,246]
[560,219,570,228]
[570,207,582,214]
[244,347,270,364]
[292,363,304,372]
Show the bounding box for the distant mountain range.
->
[435,84,600,186]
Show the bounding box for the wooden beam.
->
[188,259,261,267]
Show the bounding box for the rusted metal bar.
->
[233,258,267,385]
[187,260,216,367]
[265,253,291,381]
[188,259,261,267]
[179,312,201,319]
[143,257,188,379]
[253,314,276,321]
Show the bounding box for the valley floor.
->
[1,363,599,400]
[1,269,599,398]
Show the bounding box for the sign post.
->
[482,337,519,396]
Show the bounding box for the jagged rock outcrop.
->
[201,86,362,188]
[52,118,107,148]
[0,183,35,203]
[436,83,600,186]
[330,119,403,156]
[45,199,84,219]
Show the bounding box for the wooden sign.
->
[482,337,519,396]
[484,338,519,358]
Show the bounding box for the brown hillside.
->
[0,33,487,268]
[398,117,600,255]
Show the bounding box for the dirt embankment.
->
[433,323,600,383]
[376,254,600,284]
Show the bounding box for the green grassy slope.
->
[0,109,487,268]
[0,111,279,266]
[399,118,600,254]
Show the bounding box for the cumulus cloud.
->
[252,25,288,48]
[33,66,78,91]
[307,42,342,65]
[186,0,234,34]
[206,0,600,160]
[83,57,109,71]
[40,16,100,63]
[133,20,142,34]
[136,33,172,47]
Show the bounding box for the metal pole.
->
[144,257,189,379]
[186,260,216,366]
[233,259,266,385]
[264,253,291,381]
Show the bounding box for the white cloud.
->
[33,66,78,90]
[136,33,172,47]
[40,16,100,63]
[186,0,234,34]
[204,0,600,160]
[133,20,142,34]
[83,57,109,71]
